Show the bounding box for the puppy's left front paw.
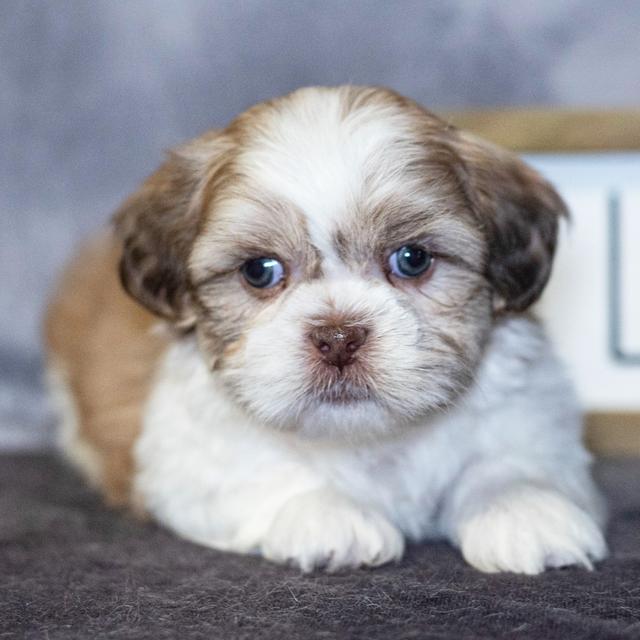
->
[261,488,404,572]
[458,485,607,574]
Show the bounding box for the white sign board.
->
[530,154,640,411]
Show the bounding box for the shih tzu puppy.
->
[46,85,607,574]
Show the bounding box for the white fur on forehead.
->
[237,87,429,266]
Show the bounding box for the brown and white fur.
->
[45,86,606,573]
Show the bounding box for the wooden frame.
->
[445,110,640,457]
[446,110,640,152]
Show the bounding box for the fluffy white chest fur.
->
[135,316,605,573]
[47,85,606,574]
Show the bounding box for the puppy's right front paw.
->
[261,489,404,572]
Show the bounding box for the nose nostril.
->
[309,323,369,368]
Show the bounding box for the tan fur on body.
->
[45,234,168,505]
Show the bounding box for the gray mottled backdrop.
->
[2,0,639,449]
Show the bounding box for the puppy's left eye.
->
[388,245,433,278]
[241,257,285,288]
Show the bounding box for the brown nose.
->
[309,325,368,369]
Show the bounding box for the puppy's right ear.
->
[113,133,229,327]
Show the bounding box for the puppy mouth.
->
[310,376,374,405]
[315,389,367,405]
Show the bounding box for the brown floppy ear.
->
[113,134,227,327]
[451,131,568,313]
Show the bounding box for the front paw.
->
[458,485,607,574]
[261,489,404,572]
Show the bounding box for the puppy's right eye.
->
[241,257,284,289]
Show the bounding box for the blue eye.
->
[241,257,285,288]
[389,245,433,278]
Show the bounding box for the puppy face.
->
[115,86,566,439]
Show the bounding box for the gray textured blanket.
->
[1,456,639,639]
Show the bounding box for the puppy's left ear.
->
[451,130,568,312]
